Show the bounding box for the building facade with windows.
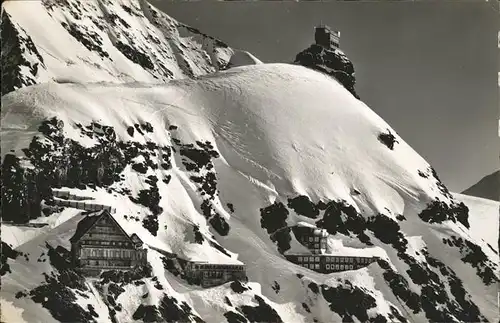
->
[70,210,147,276]
[285,254,376,274]
[293,224,329,254]
[287,223,377,273]
[184,261,246,288]
[314,25,340,49]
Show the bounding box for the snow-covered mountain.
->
[1,1,499,323]
[1,0,237,96]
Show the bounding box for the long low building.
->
[52,197,116,214]
[184,261,246,288]
[285,254,377,273]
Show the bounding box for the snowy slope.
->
[1,63,498,323]
[453,193,499,252]
[1,0,236,96]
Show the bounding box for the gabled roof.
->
[70,210,143,245]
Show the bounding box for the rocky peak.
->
[0,0,236,96]
[294,25,358,99]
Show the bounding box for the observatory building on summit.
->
[315,25,340,49]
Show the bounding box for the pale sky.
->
[158,1,499,192]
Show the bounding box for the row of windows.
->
[302,236,324,243]
[81,240,132,247]
[326,264,353,270]
[193,264,244,271]
[81,259,132,267]
[298,256,321,262]
[304,263,320,270]
[203,271,224,278]
[296,256,373,264]
[300,263,355,270]
[80,248,142,259]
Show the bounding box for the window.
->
[326,257,330,263]
[304,264,308,268]
[315,257,320,262]
[314,237,319,242]
[314,244,319,248]
[298,257,302,262]
[309,237,313,242]
[340,265,344,270]
[326,264,330,269]
[315,264,320,269]
[349,265,353,269]
[309,257,314,262]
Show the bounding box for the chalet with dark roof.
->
[70,210,147,275]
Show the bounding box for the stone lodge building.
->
[70,210,147,275]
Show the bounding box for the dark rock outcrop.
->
[1,12,45,96]
[294,44,358,99]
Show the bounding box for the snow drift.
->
[225,50,262,69]
[1,63,498,323]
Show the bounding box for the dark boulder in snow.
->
[287,195,320,219]
[321,281,382,323]
[132,304,162,322]
[239,295,283,323]
[224,311,247,323]
[230,280,250,294]
[378,129,398,150]
[260,202,292,253]
[0,242,20,276]
[418,200,469,229]
[158,295,205,323]
[260,202,289,234]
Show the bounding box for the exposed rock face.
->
[294,43,358,99]
[1,12,45,96]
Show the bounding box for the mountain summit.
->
[294,25,359,99]
[462,170,499,202]
[1,2,498,323]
